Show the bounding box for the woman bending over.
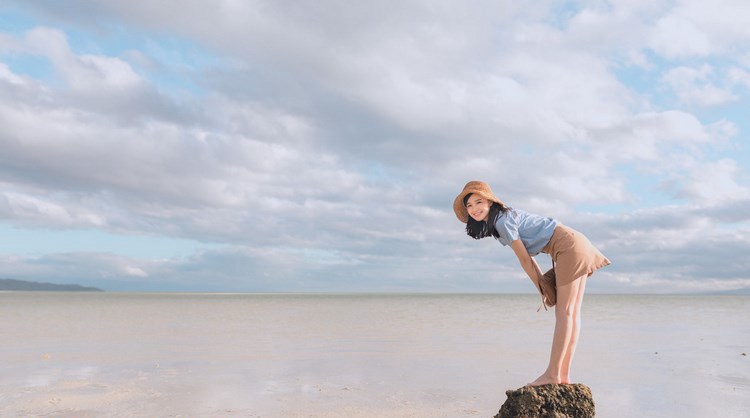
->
[453,181,610,386]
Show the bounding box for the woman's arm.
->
[510,239,544,291]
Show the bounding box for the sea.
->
[1,292,748,418]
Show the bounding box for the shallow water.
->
[1,292,748,417]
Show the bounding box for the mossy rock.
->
[493,384,595,418]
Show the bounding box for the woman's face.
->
[465,193,491,222]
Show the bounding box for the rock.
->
[493,384,595,418]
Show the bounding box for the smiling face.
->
[465,193,492,222]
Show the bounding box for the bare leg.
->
[560,275,587,383]
[528,274,588,386]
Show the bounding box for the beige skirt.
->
[541,224,610,286]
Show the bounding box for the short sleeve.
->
[495,212,520,246]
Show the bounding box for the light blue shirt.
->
[494,209,558,256]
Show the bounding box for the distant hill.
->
[0,278,103,292]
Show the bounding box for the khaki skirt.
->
[541,224,610,286]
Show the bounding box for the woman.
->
[453,180,610,386]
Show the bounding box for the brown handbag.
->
[538,268,557,308]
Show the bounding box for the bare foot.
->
[527,373,562,386]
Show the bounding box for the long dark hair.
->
[464,194,509,240]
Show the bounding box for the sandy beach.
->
[2,293,748,417]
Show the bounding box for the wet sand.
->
[1,293,748,417]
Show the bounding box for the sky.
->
[0,0,749,293]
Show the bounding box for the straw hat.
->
[453,181,504,223]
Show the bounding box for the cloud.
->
[0,188,106,227]
[728,67,750,89]
[648,0,750,58]
[22,27,140,89]
[0,62,25,84]
[587,110,715,162]
[0,1,748,293]
[122,265,148,277]
[0,252,156,288]
[650,15,712,58]
[661,64,737,106]
[673,158,750,203]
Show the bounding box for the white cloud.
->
[650,15,712,58]
[0,1,749,293]
[23,27,141,91]
[648,0,750,58]
[584,110,716,168]
[0,189,106,228]
[661,64,737,106]
[0,63,25,84]
[123,265,148,277]
[676,158,750,203]
[728,67,750,89]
